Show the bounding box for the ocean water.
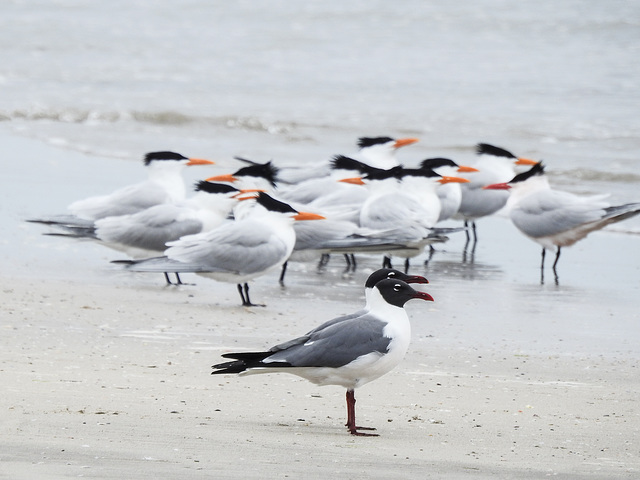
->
[1,1,639,356]
[2,0,640,202]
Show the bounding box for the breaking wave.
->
[1,107,297,135]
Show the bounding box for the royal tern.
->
[211,275,433,436]
[419,158,478,222]
[351,136,419,169]
[273,136,419,185]
[68,151,215,220]
[206,160,279,193]
[484,162,640,282]
[37,182,241,285]
[116,192,325,306]
[455,143,537,242]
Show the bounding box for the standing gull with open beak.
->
[212,273,433,436]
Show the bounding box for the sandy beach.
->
[1,133,638,478]
[1,135,639,478]
[1,267,638,479]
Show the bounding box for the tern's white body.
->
[503,174,631,251]
[94,189,238,258]
[69,154,213,220]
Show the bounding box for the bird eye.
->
[388,272,396,277]
[393,283,401,291]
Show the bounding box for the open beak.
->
[231,188,265,198]
[413,291,434,302]
[483,182,512,190]
[406,275,429,284]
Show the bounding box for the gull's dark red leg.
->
[345,389,378,436]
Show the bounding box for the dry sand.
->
[1,263,638,479]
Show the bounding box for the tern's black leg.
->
[552,247,561,284]
[464,220,470,242]
[163,272,188,285]
[345,389,378,437]
[174,273,189,285]
[343,253,357,272]
[167,272,194,286]
[552,247,561,271]
[404,258,410,274]
[279,261,288,285]
[540,248,546,284]
[471,221,478,243]
[238,283,264,307]
[382,256,392,269]
[424,246,435,266]
[318,253,330,269]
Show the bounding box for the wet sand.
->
[1,133,639,478]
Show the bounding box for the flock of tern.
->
[30,136,640,301]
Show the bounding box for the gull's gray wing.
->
[265,314,390,368]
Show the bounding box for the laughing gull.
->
[212,274,434,436]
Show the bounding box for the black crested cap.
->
[364,268,428,288]
[364,165,404,181]
[255,192,298,214]
[233,161,280,187]
[399,167,441,179]
[143,151,189,165]
[476,143,517,159]
[375,279,432,307]
[510,161,546,184]
[194,181,239,194]
[357,136,394,149]
[330,155,374,175]
[420,157,458,170]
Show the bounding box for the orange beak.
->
[187,158,215,166]
[483,182,512,190]
[237,194,258,201]
[338,177,366,185]
[206,174,238,183]
[457,165,479,173]
[394,137,419,149]
[231,188,265,198]
[439,176,470,184]
[515,157,537,166]
[293,212,326,221]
